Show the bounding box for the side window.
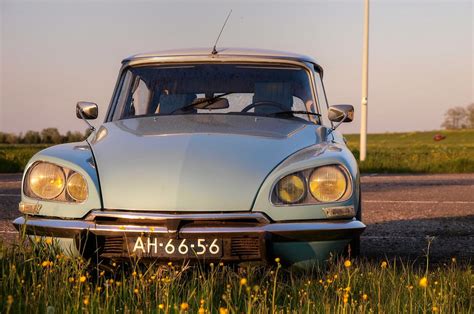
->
[314,71,329,126]
[112,70,133,121]
[130,78,151,116]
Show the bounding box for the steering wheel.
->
[241,101,286,113]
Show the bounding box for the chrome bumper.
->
[13,210,366,242]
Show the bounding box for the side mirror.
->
[76,102,98,120]
[328,104,354,123]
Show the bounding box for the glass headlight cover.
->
[309,166,348,202]
[28,162,66,200]
[66,172,88,202]
[276,174,306,204]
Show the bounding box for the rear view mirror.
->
[193,98,230,110]
[76,102,98,120]
[328,104,354,130]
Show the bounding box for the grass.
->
[345,129,474,173]
[1,129,474,174]
[0,238,472,313]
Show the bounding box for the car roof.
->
[122,48,322,72]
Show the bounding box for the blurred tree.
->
[4,133,20,144]
[466,103,474,128]
[64,131,85,143]
[23,130,42,144]
[441,106,468,129]
[41,128,62,144]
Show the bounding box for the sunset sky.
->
[1,0,472,134]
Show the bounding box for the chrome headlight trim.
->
[271,164,353,206]
[24,161,89,203]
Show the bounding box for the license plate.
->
[128,237,223,258]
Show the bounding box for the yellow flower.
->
[344,286,351,292]
[275,257,281,263]
[167,262,173,266]
[419,277,428,288]
[96,287,102,292]
[180,302,189,311]
[198,308,205,314]
[132,271,137,277]
[79,276,87,283]
[200,299,205,305]
[41,261,51,267]
[68,277,74,283]
[83,297,89,305]
[7,295,13,305]
[45,237,53,245]
[134,288,139,294]
[381,261,388,268]
[343,293,349,304]
[362,294,368,301]
[158,304,165,310]
[344,260,352,268]
[240,278,247,286]
[219,308,229,314]
[432,306,439,312]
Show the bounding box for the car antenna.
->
[211,9,233,55]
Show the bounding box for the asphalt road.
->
[1,173,473,263]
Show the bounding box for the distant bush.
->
[0,128,89,145]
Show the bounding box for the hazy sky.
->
[1,0,473,134]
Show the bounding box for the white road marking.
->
[0,194,21,197]
[364,200,474,204]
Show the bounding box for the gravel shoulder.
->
[1,173,473,263]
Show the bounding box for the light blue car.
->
[14,48,365,267]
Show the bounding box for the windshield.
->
[109,63,320,123]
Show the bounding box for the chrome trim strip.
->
[13,216,366,241]
[84,210,271,224]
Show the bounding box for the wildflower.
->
[45,237,53,245]
[434,281,438,286]
[112,262,116,267]
[200,299,205,305]
[334,274,338,279]
[151,275,156,280]
[275,257,280,263]
[407,285,413,290]
[344,286,351,292]
[381,261,388,268]
[219,308,229,314]
[362,294,368,301]
[41,261,51,267]
[432,306,439,312]
[96,287,102,292]
[134,288,139,294]
[198,308,205,314]
[343,293,349,304]
[180,302,189,311]
[99,271,105,277]
[240,278,248,286]
[80,276,87,283]
[210,262,214,267]
[83,297,89,305]
[7,295,13,305]
[158,304,165,310]
[132,271,137,277]
[419,277,428,288]
[168,262,173,266]
[344,260,352,268]
[68,277,74,283]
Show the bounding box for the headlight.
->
[309,166,347,202]
[66,172,88,202]
[28,163,66,200]
[276,174,306,204]
[25,162,88,202]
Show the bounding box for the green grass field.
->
[1,129,473,173]
[1,239,472,313]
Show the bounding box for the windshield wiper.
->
[169,92,234,114]
[265,110,322,117]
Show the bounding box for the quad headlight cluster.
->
[273,165,351,205]
[24,162,88,202]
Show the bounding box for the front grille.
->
[230,237,261,258]
[102,236,125,256]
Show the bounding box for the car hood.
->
[89,115,323,211]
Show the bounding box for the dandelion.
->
[432,306,439,312]
[83,297,89,305]
[198,308,205,314]
[344,260,352,268]
[362,294,368,301]
[132,271,137,277]
[200,299,205,305]
[343,293,349,304]
[96,287,102,292]
[80,276,87,283]
[168,262,173,266]
[275,257,281,263]
[134,288,139,294]
[158,304,165,310]
[180,302,189,311]
[100,271,105,277]
[240,278,248,286]
[419,277,428,288]
[381,261,388,268]
[7,295,14,305]
[45,237,53,245]
[219,308,229,314]
[41,261,51,267]
[68,277,74,283]
[344,286,351,292]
